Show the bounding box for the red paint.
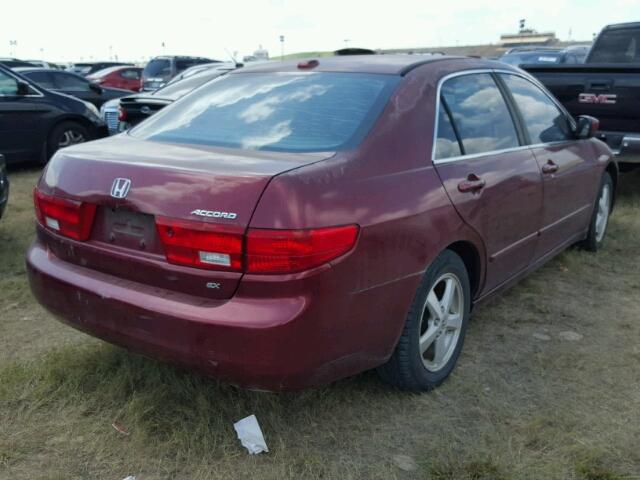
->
[87,66,143,92]
[27,57,613,390]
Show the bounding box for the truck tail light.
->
[155,217,359,275]
[155,217,244,271]
[245,225,359,274]
[118,105,127,121]
[34,189,97,241]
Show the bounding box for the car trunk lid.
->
[37,135,332,299]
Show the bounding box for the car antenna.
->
[224,48,243,69]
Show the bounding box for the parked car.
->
[141,56,219,91]
[66,62,94,76]
[0,58,37,68]
[66,62,133,77]
[500,45,590,66]
[14,68,131,109]
[523,22,640,169]
[0,154,8,219]
[115,63,236,132]
[87,66,143,92]
[0,64,107,164]
[27,55,617,392]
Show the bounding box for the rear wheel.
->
[377,250,471,391]
[581,172,613,252]
[46,121,90,161]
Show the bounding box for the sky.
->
[1,0,638,63]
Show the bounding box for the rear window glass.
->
[144,59,171,77]
[501,53,561,65]
[130,72,400,152]
[588,28,640,63]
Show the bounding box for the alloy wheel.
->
[419,273,464,372]
[595,183,611,243]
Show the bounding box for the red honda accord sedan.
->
[27,55,617,391]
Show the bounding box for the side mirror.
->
[575,115,599,139]
[89,83,103,94]
[16,81,30,96]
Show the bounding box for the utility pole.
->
[9,40,17,57]
[279,35,285,61]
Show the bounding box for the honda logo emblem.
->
[110,178,131,199]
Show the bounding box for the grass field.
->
[1,166,639,480]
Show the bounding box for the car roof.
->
[602,21,640,31]
[13,67,64,73]
[233,54,471,75]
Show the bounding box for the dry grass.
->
[1,166,639,480]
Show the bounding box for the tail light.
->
[155,217,359,275]
[156,217,243,271]
[34,189,97,241]
[118,105,127,121]
[246,226,359,274]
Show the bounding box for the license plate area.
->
[94,207,162,254]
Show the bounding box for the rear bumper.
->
[26,239,408,390]
[599,131,640,164]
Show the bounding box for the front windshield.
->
[131,72,399,152]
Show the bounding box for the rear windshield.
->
[502,52,561,65]
[144,59,171,77]
[130,72,400,152]
[588,28,640,63]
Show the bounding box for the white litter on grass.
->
[393,454,418,472]
[234,415,269,454]
[122,476,136,480]
[559,331,583,341]
[533,332,551,341]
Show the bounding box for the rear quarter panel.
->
[248,60,487,360]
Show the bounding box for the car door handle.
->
[541,160,559,174]
[458,174,486,193]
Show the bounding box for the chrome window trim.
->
[431,68,577,165]
[0,68,44,98]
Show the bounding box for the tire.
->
[377,249,471,391]
[46,121,90,161]
[581,172,613,252]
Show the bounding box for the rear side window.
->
[501,74,571,144]
[440,73,519,155]
[434,100,462,159]
[176,59,212,72]
[121,69,141,80]
[130,72,400,152]
[25,71,55,89]
[53,72,90,91]
[588,28,640,63]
